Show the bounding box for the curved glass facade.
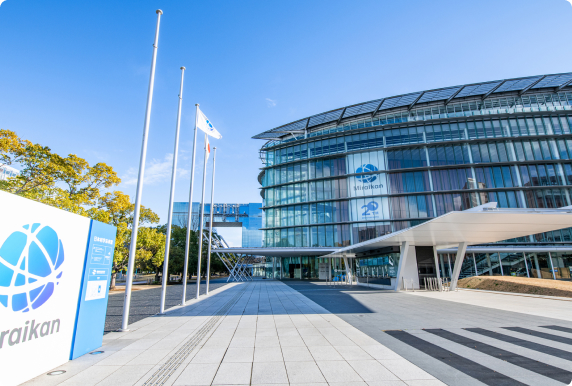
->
[258,89,572,249]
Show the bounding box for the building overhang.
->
[327,203,572,256]
[216,203,572,259]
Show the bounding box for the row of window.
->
[264,114,572,166]
[265,163,572,207]
[262,139,572,188]
[264,221,393,248]
[265,202,350,228]
[263,157,347,186]
[264,92,572,150]
[263,188,572,232]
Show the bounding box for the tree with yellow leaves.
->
[0,129,165,288]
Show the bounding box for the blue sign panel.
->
[70,220,116,359]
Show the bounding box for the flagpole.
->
[205,147,217,295]
[121,9,162,332]
[196,133,209,300]
[181,103,200,306]
[159,66,185,315]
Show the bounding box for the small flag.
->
[197,107,222,139]
[205,136,211,159]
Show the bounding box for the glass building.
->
[173,202,263,248]
[254,72,572,281]
[0,165,19,181]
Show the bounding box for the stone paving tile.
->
[284,361,326,383]
[173,363,219,385]
[222,347,254,363]
[308,345,345,361]
[348,360,400,382]
[315,360,364,383]
[58,365,121,386]
[253,346,284,362]
[95,364,153,386]
[251,361,289,384]
[281,346,314,362]
[212,362,252,385]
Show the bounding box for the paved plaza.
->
[24,280,572,386]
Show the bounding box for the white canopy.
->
[328,203,572,256]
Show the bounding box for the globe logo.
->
[355,164,378,183]
[0,224,64,313]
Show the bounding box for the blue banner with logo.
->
[70,220,116,359]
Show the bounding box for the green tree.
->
[158,225,228,281]
[94,191,161,288]
[0,129,164,288]
[135,226,166,282]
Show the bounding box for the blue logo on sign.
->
[361,201,379,216]
[355,164,378,183]
[0,224,64,312]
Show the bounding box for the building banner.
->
[349,197,391,222]
[346,150,388,198]
[0,191,115,386]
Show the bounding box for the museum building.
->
[247,73,572,284]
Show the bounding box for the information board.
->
[0,191,116,386]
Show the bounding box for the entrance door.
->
[415,246,437,289]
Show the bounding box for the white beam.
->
[394,241,410,291]
[433,246,442,291]
[450,242,468,291]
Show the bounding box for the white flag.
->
[197,107,222,139]
[205,136,211,159]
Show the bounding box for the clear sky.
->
[1,0,572,233]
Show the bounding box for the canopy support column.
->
[343,255,352,285]
[433,246,442,291]
[450,242,468,291]
[394,241,410,291]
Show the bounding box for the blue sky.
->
[1,0,572,237]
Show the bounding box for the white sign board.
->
[318,263,329,280]
[0,191,91,386]
[346,150,388,198]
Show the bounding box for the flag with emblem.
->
[205,136,211,159]
[197,107,222,139]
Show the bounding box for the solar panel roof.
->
[252,72,572,140]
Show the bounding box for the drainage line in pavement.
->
[143,286,248,386]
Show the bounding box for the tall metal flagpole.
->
[159,66,185,315]
[121,9,163,331]
[196,133,209,300]
[181,104,200,305]
[205,147,217,295]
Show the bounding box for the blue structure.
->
[254,72,572,281]
[173,202,263,248]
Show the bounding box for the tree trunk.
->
[110,272,117,289]
[155,268,160,283]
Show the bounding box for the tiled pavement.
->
[289,282,572,386]
[24,281,444,386]
[23,280,572,386]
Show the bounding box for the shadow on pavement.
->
[104,279,229,332]
[281,280,390,314]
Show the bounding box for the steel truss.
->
[202,230,254,282]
